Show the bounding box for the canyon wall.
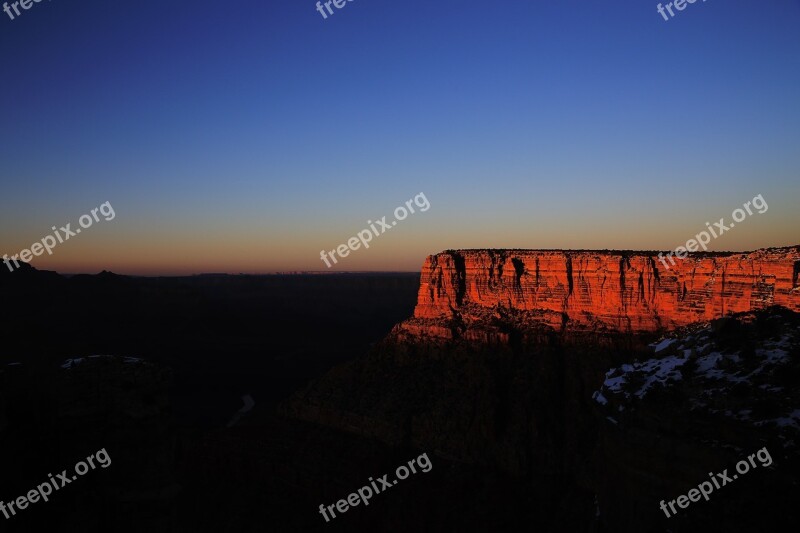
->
[412,246,800,333]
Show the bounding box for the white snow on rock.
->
[651,338,676,353]
[592,391,608,405]
[595,311,800,444]
[757,347,789,364]
[695,352,723,373]
[599,352,689,400]
[633,354,688,398]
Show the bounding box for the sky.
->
[1,0,799,275]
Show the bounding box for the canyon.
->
[3,251,799,531]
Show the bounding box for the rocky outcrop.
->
[409,247,800,335]
[283,246,800,532]
[591,307,800,532]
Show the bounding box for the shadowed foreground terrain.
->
[1,249,799,531]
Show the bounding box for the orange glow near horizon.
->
[3,212,798,276]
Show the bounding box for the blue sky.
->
[1,0,799,273]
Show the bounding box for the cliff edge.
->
[404,246,800,336]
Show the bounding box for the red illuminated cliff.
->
[398,246,800,338]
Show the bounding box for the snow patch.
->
[652,338,676,353]
[592,391,608,406]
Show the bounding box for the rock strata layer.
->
[410,247,800,334]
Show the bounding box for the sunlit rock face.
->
[409,247,800,335]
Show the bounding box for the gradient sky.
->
[1,0,799,274]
